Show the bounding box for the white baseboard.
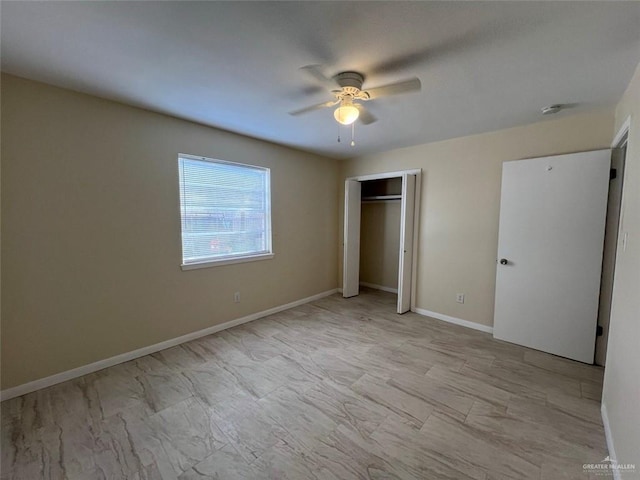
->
[413,307,494,334]
[601,402,622,480]
[359,282,398,294]
[0,288,339,402]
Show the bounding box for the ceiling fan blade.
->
[368,20,530,76]
[299,65,339,89]
[289,100,338,116]
[356,104,377,125]
[364,78,421,100]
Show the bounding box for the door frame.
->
[598,116,631,365]
[611,115,630,149]
[343,169,422,312]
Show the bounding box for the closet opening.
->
[360,177,402,298]
[343,169,421,314]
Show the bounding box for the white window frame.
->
[178,153,273,271]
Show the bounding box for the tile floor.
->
[1,289,608,479]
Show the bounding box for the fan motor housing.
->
[334,72,365,90]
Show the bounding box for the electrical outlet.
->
[234,292,241,303]
[456,293,465,304]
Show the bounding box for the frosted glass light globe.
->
[334,104,360,125]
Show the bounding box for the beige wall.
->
[360,201,400,290]
[340,109,615,327]
[1,74,339,390]
[602,62,640,476]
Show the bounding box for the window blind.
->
[178,155,271,265]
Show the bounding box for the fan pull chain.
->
[337,124,341,143]
[350,123,355,147]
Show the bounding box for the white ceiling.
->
[2,1,640,159]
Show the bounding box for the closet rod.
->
[362,195,402,202]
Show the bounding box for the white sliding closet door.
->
[343,180,361,298]
[397,174,416,313]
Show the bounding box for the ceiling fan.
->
[289,65,421,126]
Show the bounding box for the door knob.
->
[499,258,508,265]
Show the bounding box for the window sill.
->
[181,253,274,271]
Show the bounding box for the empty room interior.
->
[2,2,640,479]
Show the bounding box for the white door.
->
[343,180,361,298]
[397,174,416,313]
[493,150,610,363]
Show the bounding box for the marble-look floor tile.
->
[5,407,164,480]
[151,344,209,372]
[311,424,420,480]
[370,416,486,480]
[310,343,372,367]
[219,325,291,362]
[269,307,330,333]
[467,336,528,362]
[271,329,341,354]
[177,443,262,480]
[16,379,96,433]
[350,374,433,428]
[252,436,340,480]
[359,344,434,376]
[75,461,165,480]
[261,354,323,395]
[209,347,289,399]
[2,288,609,479]
[466,356,582,400]
[319,344,412,381]
[187,333,241,362]
[361,313,438,342]
[395,341,468,371]
[323,320,407,350]
[505,396,608,452]
[407,337,497,368]
[136,370,193,413]
[96,397,228,479]
[304,348,369,386]
[425,364,512,409]
[464,399,606,467]
[101,407,177,478]
[51,423,98,478]
[180,360,245,406]
[84,365,153,420]
[302,379,390,438]
[403,315,490,345]
[258,386,338,451]
[456,363,547,403]
[545,390,603,425]
[522,350,604,383]
[387,369,476,422]
[242,314,290,338]
[1,425,66,480]
[580,380,603,402]
[82,417,162,480]
[149,397,228,474]
[419,412,540,479]
[209,391,289,463]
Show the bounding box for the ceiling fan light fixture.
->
[334,104,360,125]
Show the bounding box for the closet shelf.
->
[362,195,402,202]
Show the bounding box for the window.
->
[178,154,272,269]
